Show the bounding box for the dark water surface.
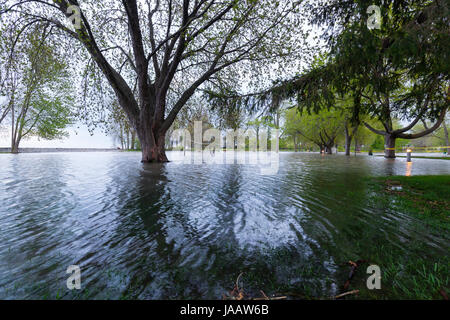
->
[0,152,449,299]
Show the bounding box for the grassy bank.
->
[396,155,450,160]
[369,175,450,229]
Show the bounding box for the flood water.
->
[0,152,449,299]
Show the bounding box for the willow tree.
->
[1,0,304,162]
[284,107,344,154]
[0,20,73,153]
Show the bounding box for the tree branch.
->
[397,108,448,139]
[364,121,386,136]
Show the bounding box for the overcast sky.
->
[0,94,114,148]
[0,123,114,149]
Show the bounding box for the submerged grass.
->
[369,175,450,230]
[356,175,450,299]
[3,175,448,300]
[234,175,450,300]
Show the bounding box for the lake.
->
[0,152,449,299]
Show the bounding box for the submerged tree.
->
[1,0,305,162]
[347,1,449,158]
[312,0,449,158]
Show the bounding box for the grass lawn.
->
[356,175,450,300]
[371,175,450,229]
[397,156,450,161]
[374,155,450,160]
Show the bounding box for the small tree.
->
[3,24,73,153]
[284,107,344,154]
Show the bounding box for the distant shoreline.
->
[0,148,119,153]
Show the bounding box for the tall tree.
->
[0,19,15,125]
[332,0,449,158]
[1,23,73,153]
[261,0,449,158]
[1,0,304,162]
[10,24,73,153]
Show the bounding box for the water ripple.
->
[0,151,449,299]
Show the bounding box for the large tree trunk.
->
[140,138,168,163]
[345,133,352,156]
[325,144,333,154]
[384,134,396,158]
[11,142,19,154]
[138,124,168,163]
[11,133,20,154]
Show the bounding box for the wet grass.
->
[3,175,448,301]
[355,175,450,300]
[395,156,450,161]
[224,246,449,300]
[340,239,449,300]
[370,175,450,230]
[235,175,450,300]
